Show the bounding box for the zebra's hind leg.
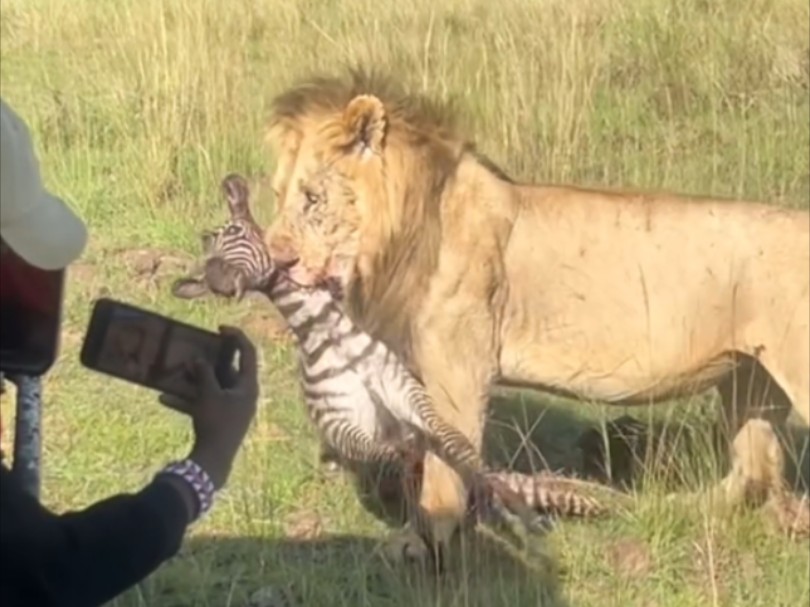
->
[468,474,554,550]
[414,407,544,539]
[466,468,634,553]
[479,470,631,522]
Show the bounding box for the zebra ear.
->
[171,277,210,300]
[221,173,252,221]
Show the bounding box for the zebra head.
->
[171,174,275,302]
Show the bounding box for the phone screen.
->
[0,244,65,376]
[82,299,235,400]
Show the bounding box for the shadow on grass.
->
[488,391,808,493]
[346,390,597,528]
[484,391,595,474]
[348,389,810,530]
[142,532,568,607]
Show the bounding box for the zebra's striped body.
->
[172,174,616,530]
[171,175,488,479]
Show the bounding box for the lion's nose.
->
[267,236,299,269]
[274,255,299,270]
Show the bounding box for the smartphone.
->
[80,298,238,401]
[0,245,65,376]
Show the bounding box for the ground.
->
[1,0,808,605]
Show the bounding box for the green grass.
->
[1,0,809,605]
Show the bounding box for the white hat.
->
[0,97,87,270]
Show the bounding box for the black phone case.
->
[80,298,237,399]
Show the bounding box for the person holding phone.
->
[0,99,260,606]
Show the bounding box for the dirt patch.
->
[67,260,99,285]
[605,537,653,579]
[115,247,196,287]
[283,509,324,540]
[239,296,293,345]
[242,311,292,345]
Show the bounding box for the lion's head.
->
[264,71,478,300]
[264,94,380,290]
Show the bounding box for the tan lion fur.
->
[729,419,809,540]
[263,69,810,556]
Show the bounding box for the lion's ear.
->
[343,94,387,157]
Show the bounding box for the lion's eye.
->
[304,190,319,210]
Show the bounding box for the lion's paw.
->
[379,527,432,566]
[764,492,810,541]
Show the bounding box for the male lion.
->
[263,71,810,562]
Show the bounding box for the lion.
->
[262,70,810,563]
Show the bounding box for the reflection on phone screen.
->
[94,308,164,385]
[152,324,224,400]
[94,306,225,400]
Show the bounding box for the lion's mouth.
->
[277,264,345,300]
[322,276,344,300]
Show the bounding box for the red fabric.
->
[0,257,57,315]
[0,256,59,453]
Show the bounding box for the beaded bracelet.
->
[156,459,216,521]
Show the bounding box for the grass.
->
[1,0,809,605]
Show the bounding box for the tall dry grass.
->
[1,0,807,239]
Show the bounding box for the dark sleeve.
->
[0,463,192,607]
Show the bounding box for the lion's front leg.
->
[378,342,493,569]
[380,450,435,567]
[410,363,492,567]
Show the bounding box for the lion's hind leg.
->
[725,418,810,539]
[715,352,804,508]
